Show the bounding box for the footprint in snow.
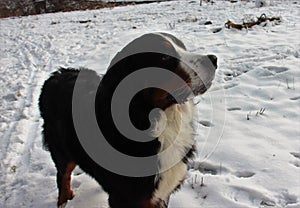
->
[198,120,214,127]
[290,96,300,100]
[190,161,229,175]
[223,83,239,90]
[234,171,255,178]
[2,93,18,102]
[290,160,300,168]
[227,107,242,111]
[289,152,300,168]
[290,152,300,159]
[278,190,298,206]
[227,186,276,207]
[264,66,289,74]
[190,161,255,179]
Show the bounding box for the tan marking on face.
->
[163,40,173,49]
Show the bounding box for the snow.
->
[255,0,268,7]
[0,0,299,207]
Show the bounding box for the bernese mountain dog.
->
[39,32,217,208]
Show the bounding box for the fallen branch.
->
[225,14,281,30]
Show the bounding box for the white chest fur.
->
[151,100,196,202]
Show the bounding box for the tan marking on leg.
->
[57,162,76,206]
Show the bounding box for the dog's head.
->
[107,32,217,109]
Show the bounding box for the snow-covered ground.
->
[0,0,299,207]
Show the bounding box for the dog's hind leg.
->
[57,161,76,207]
[50,151,76,207]
[56,161,76,207]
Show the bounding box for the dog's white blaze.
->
[176,46,215,92]
[150,33,214,203]
[180,51,215,86]
[152,100,196,202]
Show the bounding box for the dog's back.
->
[40,68,78,149]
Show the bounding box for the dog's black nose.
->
[208,55,218,69]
